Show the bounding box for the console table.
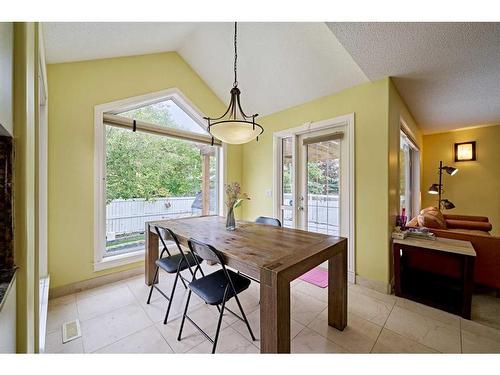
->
[393,236,476,319]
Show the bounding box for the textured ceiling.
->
[42,22,369,118]
[43,23,198,63]
[43,22,500,132]
[327,22,500,133]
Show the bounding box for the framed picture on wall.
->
[454,141,476,162]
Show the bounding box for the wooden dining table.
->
[144,215,347,353]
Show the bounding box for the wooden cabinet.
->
[0,272,16,353]
[393,237,475,319]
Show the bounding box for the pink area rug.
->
[299,267,328,288]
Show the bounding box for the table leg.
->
[328,241,347,330]
[461,256,475,319]
[393,244,402,296]
[260,271,290,353]
[145,223,159,286]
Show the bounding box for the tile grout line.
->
[126,281,177,354]
[88,321,157,353]
[76,279,158,353]
[82,304,154,353]
[379,326,442,353]
[304,306,352,353]
[369,298,396,353]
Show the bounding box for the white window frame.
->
[272,113,356,284]
[93,88,225,271]
[400,118,421,219]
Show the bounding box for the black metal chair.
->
[146,226,202,325]
[239,216,282,284]
[255,216,282,227]
[177,238,256,354]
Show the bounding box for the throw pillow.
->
[417,207,447,229]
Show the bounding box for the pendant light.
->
[204,22,264,145]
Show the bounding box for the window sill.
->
[94,249,145,272]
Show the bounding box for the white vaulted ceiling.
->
[43,22,369,117]
[43,22,500,133]
[177,23,369,116]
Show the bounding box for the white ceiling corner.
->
[327,22,500,133]
[43,22,198,63]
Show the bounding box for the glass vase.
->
[226,205,236,231]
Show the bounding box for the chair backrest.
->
[255,216,282,227]
[188,238,236,289]
[188,238,222,265]
[155,226,185,258]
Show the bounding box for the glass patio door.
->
[275,117,353,279]
[296,128,345,235]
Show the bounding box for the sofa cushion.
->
[443,214,489,223]
[442,228,492,236]
[417,207,447,229]
[445,219,492,232]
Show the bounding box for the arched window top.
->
[116,97,209,136]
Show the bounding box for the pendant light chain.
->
[204,21,263,144]
[233,22,238,87]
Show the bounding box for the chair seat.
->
[188,269,251,305]
[156,252,201,274]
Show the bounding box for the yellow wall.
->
[13,22,38,353]
[388,79,422,222]
[422,125,500,236]
[241,79,392,284]
[47,51,424,288]
[47,52,242,289]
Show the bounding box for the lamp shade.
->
[209,121,263,145]
[428,184,440,194]
[442,166,458,176]
[440,199,455,210]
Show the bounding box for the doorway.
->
[273,114,355,282]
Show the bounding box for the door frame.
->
[272,113,355,283]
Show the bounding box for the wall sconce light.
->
[455,141,476,162]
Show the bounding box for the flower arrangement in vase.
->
[225,182,250,230]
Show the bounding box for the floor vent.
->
[62,319,81,343]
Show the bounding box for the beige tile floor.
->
[45,264,500,354]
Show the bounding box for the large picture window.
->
[94,90,222,269]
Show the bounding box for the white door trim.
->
[272,113,356,283]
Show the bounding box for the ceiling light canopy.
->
[205,23,263,145]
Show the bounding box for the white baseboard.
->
[49,267,143,299]
[39,276,50,353]
[348,271,356,284]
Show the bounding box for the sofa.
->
[406,207,500,292]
